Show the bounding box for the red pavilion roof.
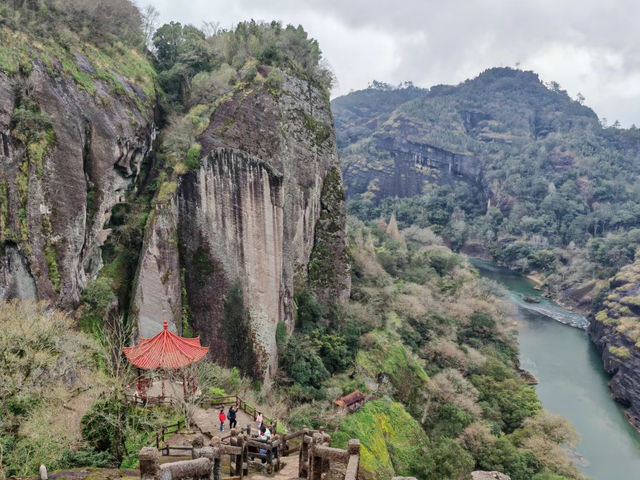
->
[123,321,209,370]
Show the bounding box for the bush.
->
[186,144,201,170]
[79,277,116,331]
[281,334,329,389]
[59,448,117,468]
[266,69,284,93]
[81,396,128,460]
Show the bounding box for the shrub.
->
[79,277,116,332]
[185,144,201,170]
[265,69,284,93]
[59,448,116,468]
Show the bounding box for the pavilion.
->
[124,320,209,401]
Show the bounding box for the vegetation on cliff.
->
[282,219,584,480]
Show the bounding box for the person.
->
[258,425,267,463]
[264,424,271,440]
[228,405,238,429]
[218,409,226,432]
[256,411,263,430]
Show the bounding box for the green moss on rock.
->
[308,166,348,302]
[332,399,430,478]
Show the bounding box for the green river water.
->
[471,259,640,480]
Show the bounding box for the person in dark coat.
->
[227,405,238,429]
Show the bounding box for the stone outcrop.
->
[134,69,350,380]
[589,261,640,428]
[131,200,182,337]
[343,133,483,201]
[471,472,511,480]
[0,56,155,309]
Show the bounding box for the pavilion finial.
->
[163,320,168,330]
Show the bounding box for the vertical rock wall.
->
[0,63,155,308]
[146,69,352,380]
[178,149,285,378]
[131,200,182,337]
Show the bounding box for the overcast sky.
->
[142,0,640,126]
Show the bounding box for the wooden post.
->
[242,436,249,477]
[236,434,245,479]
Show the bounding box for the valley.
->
[1,2,640,480]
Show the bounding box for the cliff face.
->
[133,70,350,379]
[0,31,349,382]
[0,48,155,309]
[589,261,640,428]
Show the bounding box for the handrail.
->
[203,394,278,432]
[147,419,185,450]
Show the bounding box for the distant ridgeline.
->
[333,68,640,304]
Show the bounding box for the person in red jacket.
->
[219,409,226,432]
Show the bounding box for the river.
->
[471,259,640,480]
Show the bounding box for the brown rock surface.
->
[170,71,349,380]
[471,471,511,480]
[0,57,154,308]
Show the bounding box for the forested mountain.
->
[336,68,640,308]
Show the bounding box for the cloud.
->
[140,0,640,126]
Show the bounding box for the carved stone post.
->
[236,434,245,479]
[299,428,310,478]
[230,429,238,475]
[310,433,324,480]
[139,447,161,480]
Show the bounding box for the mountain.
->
[333,67,640,430]
[335,68,640,304]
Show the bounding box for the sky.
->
[141,0,640,127]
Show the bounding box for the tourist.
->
[218,409,226,432]
[228,405,238,429]
[264,424,271,440]
[258,425,267,462]
[256,411,263,430]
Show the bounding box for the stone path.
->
[192,405,256,438]
[248,454,299,480]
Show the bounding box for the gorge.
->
[472,259,640,480]
[2,1,640,479]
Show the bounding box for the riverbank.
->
[472,258,640,479]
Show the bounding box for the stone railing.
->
[139,428,361,480]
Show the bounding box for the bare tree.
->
[141,4,160,49]
[201,20,221,38]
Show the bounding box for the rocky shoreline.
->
[588,261,640,430]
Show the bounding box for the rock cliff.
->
[0,36,156,309]
[0,30,349,382]
[132,70,350,380]
[589,261,640,428]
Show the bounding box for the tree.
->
[141,4,160,49]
